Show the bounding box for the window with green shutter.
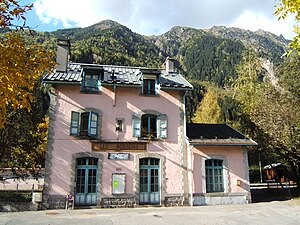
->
[132,113,168,140]
[70,111,99,138]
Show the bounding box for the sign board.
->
[112,173,125,194]
[108,153,130,160]
[92,141,147,152]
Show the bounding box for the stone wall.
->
[193,193,248,205]
[0,202,40,212]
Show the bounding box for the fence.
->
[0,178,44,212]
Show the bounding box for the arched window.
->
[141,114,157,138]
[132,113,167,139]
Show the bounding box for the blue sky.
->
[19,0,295,39]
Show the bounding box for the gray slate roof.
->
[43,63,193,90]
[186,123,257,146]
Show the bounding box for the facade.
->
[186,123,257,205]
[42,40,256,209]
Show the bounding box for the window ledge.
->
[71,135,98,140]
[80,90,101,94]
[140,94,160,97]
[194,192,246,197]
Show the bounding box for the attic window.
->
[81,68,103,93]
[142,74,157,96]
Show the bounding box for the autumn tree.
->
[0,0,55,167]
[0,0,55,127]
[192,87,223,124]
[275,0,300,53]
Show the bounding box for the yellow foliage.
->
[192,88,223,124]
[0,31,55,127]
[275,0,300,54]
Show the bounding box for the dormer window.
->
[142,74,158,96]
[81,67,103,93]
[143,79,156,95]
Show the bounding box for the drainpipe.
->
[183,90,193,206]
[113,84,116,107]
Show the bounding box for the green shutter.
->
[132,114,141,137]
[70,111,80,136]
[157,114,167,139]
[88,111,98,138]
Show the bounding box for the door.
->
[75,157,98,205]
[139,158,160,204]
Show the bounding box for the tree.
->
[192,88,223,123]
[0,0,33,30]
[0,0,55,127]
[233,50,300,184]
[275,0,300,53]
[0,85,50,168]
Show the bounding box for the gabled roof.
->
[186,123,257,146]
[43,63,193,90]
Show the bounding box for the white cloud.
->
[33,0,295,39]
[229,10,295,39]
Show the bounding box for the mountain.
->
[21,19,288,87]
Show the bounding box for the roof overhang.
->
[189,138,258,146]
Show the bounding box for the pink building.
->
[42,40,256,209]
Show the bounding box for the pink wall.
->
[49,85,185,196]
[192,146,249,194]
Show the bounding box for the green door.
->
[75,158,98,205]
[139,158,160,204]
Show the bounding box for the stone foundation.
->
[164,196,185,207]
[193,192,248,205]
[101,197,136,208]
[47,195,68,209]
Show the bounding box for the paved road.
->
[0,200,299,225]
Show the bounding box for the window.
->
[142,79,156,95]
[141,114,157,138]
[205,159,224,193]
[132,113,167,139]
[70,111,99,138]
[81,68,102,93]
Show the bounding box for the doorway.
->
[75,157,98,205]
[139,157,160,204]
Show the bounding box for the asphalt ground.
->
[0,199,299,225]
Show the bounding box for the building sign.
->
[108,153,130,160]
[92,141,147,152]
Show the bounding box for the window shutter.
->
[70,111,80,136]
[155,81,160,95]
[132,114,141,137]
[157,114,167,139]
[97,78,101,92]
[88,111,98,138]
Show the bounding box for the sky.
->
[18,0,296,40]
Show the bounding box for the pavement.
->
[0,199,300,225]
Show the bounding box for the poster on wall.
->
[112,173,126,194]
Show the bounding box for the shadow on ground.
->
[251,187,300,203]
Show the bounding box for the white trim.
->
[202,155,229,193]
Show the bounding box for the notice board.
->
[112,173,126,194]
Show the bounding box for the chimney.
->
[56,39,70,73]
[165,57,175,73]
